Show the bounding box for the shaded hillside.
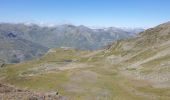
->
[0,32,48,63]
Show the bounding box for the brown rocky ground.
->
[0,83,67,100]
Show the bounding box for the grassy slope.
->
[0,48,169,100]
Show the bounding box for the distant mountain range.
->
[0,23,144,63]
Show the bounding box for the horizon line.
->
[0,21,153,29]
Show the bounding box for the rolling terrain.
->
[0,22,170,100]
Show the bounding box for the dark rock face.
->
[0,63,5,68]
[0,59,5,68]
[7,33,17,38]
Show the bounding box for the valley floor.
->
[0,48,170,100]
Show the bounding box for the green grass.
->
[5,71,69,92]
[125,49,157,63]
[0,62,149,100]
[0,48,170,100]
[142,55,170,67]
[136,86,170,100]
[140,55,170,74]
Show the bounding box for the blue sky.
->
[0,0,170,28]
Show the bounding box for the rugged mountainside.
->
[0,22,169,100]
[0,23,143,63]
[0,23,143,50]
[104,21,170,88]
[0,32,48,63]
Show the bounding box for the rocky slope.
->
[104,21,170,88]
[0,83,67,100]
[0,32,48,63]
